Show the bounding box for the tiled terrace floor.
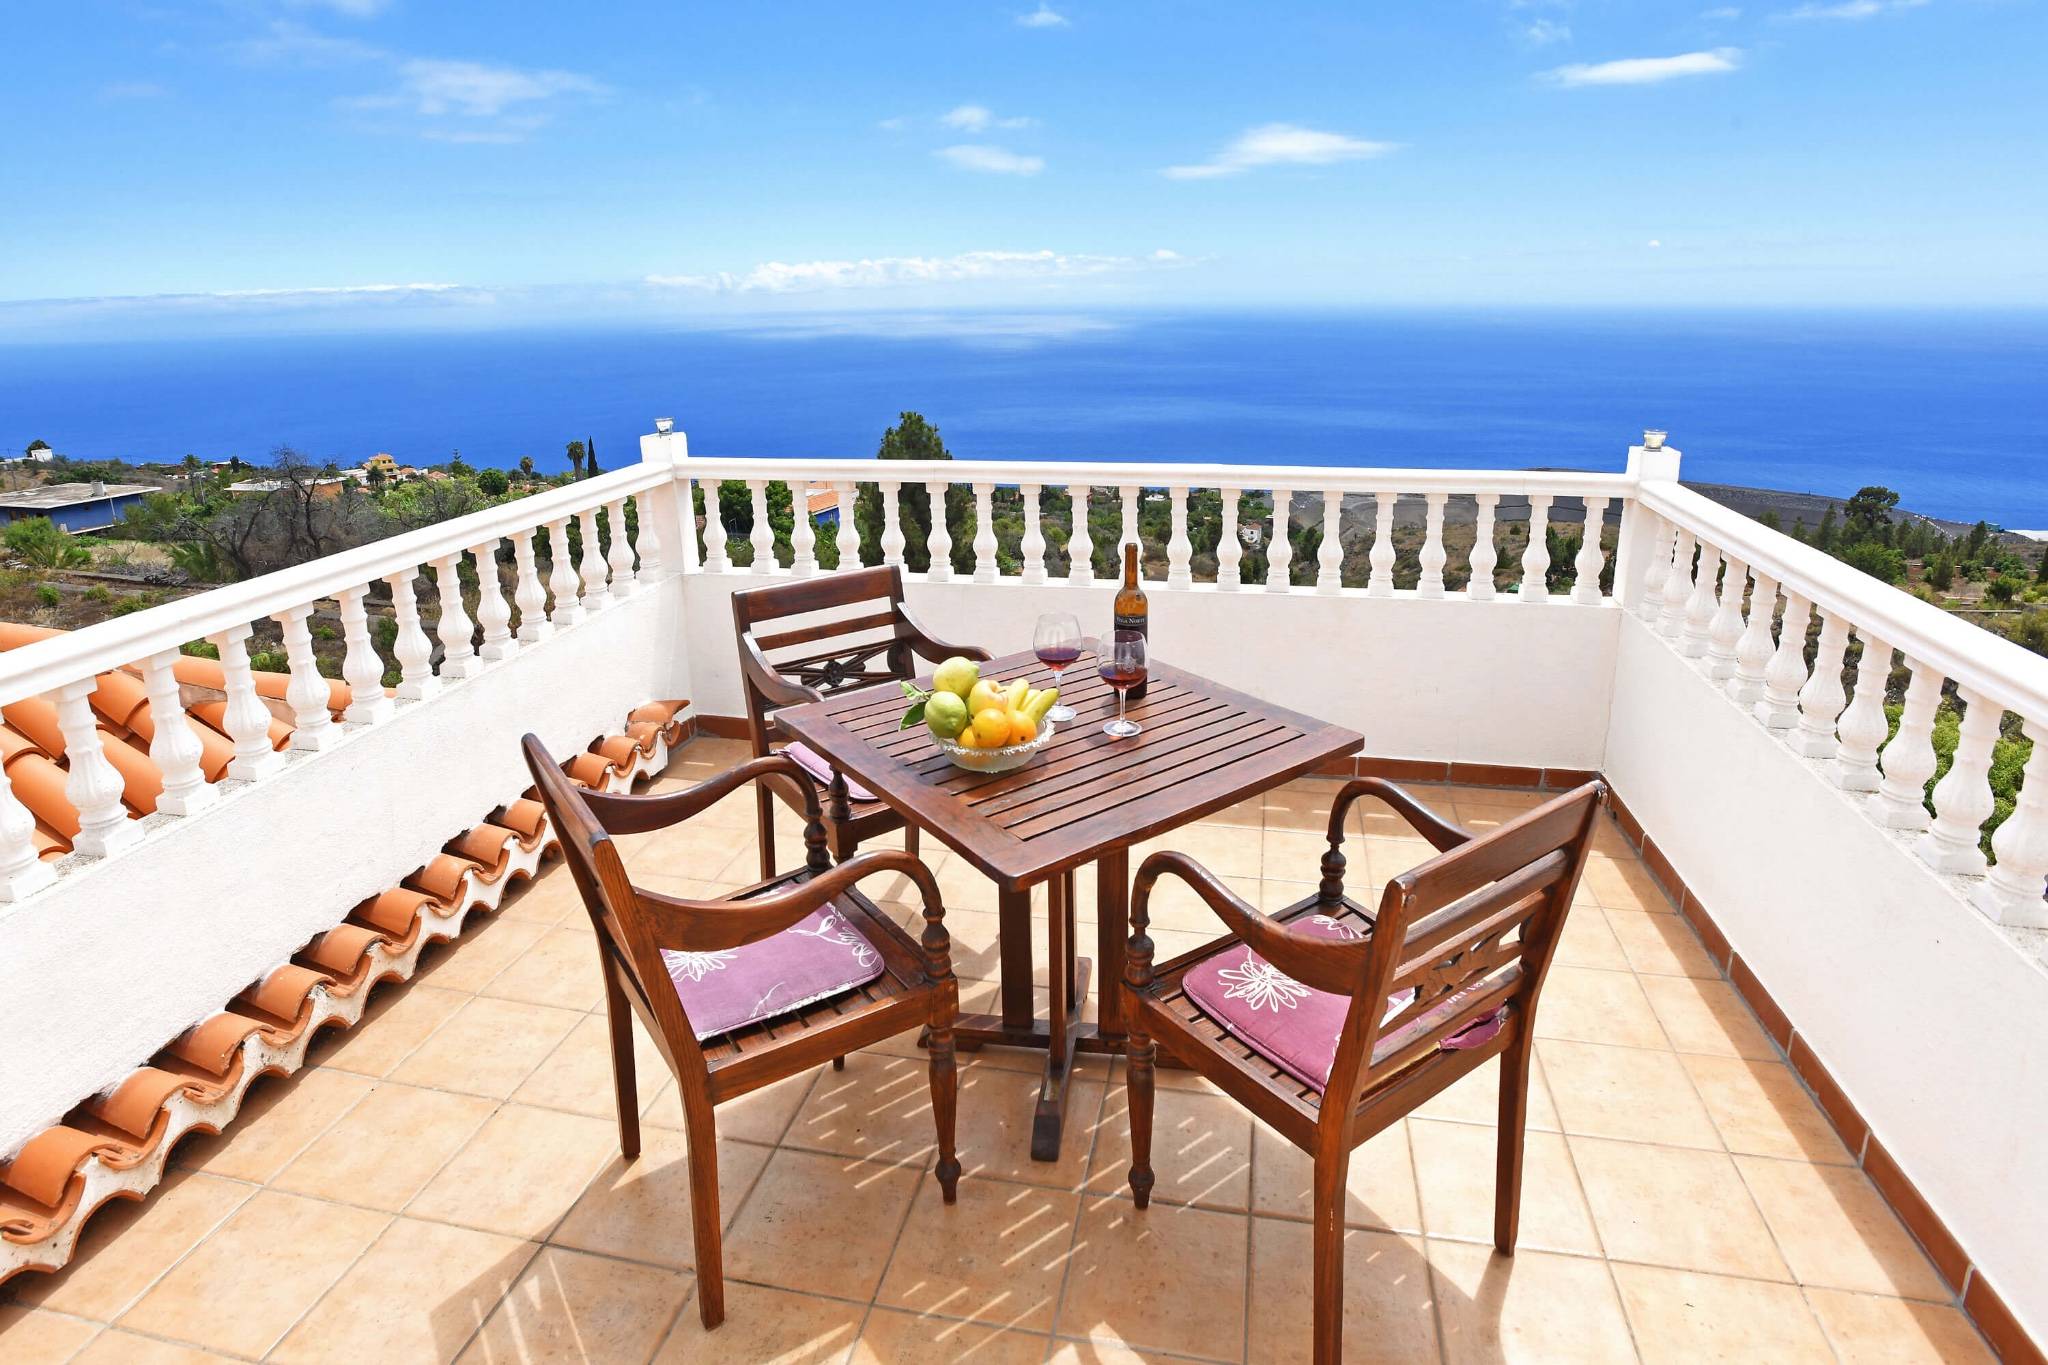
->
[1,737,1997,1363]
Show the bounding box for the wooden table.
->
[774,649,1361,1159]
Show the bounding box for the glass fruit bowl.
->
[932,721,1057,774]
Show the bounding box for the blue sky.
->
[7,0,2045,335]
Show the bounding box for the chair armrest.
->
[737,632,827,710]
[577,754,824,836]
[896,600,992,666]
[1324,778,1471,852]
[1131,851,1368,997]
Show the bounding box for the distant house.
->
[4,442,57,467]
[0,481,156,533]
[226,471,366,500]
[808,486,841,527]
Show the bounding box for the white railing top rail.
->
[678,456,1636,499]
[0,463,668,707]
[1641,479,2048,721]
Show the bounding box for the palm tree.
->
[519,455,535,479]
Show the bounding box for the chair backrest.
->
[731,565,918,754]
[1330,782,1605,1110]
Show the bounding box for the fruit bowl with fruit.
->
[902,656,1060,774]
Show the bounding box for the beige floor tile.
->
[550,1128,772,1271]
[1410,1053,1560,1132]
[1538,1039,1723,1149]
[1553,904,1631,970]
[274,1083,496,1211]
[515,1011,667,1122]
[315,982,471,1077]
[1139,824,1263,879]
[1202,795,1267,828]
[1605,907,1723,978]
[652,1281,864,1363]
[0,1305,99,1359]
[391,996,585,1099]
[642,1066,821,1144]
[1255,878,1337,916]
[7,1171,254,1321]
[495,870,584,926]
[1056,1196,1249,1360]
[1047,1339,1205,1364]
[615,824,754,884]
[117,1191,391,1358]
[1361,836,1443,886]
[1245,1221,1439,1365]
[1572,1137,1789,1280]
[1639,976,1779,1059]
[1804,1287,1998,1364]
[1088,1081,1251,1211]
[1736,1157,1950,1300]
[853,1309,1051,1364]
[1249,1117,1421,1232]
[1680,1055,1854,1165]
[171,1068,372,1183]
[1613,1262,1833,1364]
[1259,829,1332,882]
[1138,871,1263,934]
[722,1147,924,1299]
[480,928,607,1012]
[1427,1239,1637,1365]
[457,1245,690,1365]
[1533,966,1671,1050]
[1260,782,1339,833]
[782,1051,950,1169]
[876,1178,1081,1332]
[408,1104,615,1239]
[1409,1119,1600,1254]
[421,915,552,994]
[1580,854,1674,912]
[270,1217,536,1365]
[71,1330,241,1363]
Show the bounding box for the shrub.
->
[181,640,220,660]
[1924,556,1955,591]
[1986,578,2017,605]
[33,584,59,607]
[477,468,510,497]
[4,517,89,569]
[83,585,111,604]
[248,648,290,673]
[1837,541,1905,585]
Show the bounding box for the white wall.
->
[1603,616,2048,1340]
[0,580,690,1157]
[681,573,1621,770]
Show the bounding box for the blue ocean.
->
[4,310,2044,526]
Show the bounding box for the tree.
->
[519,455,535,479]
[853,412,971,573]
[1838,541,1906,585]
[1986,577,2017,605]
[1758,510,1783,532]
[1843,486,1899,543]
[585,436,600,477]
[2037,548,2048,584]
[448,453,474,478]
[1814,506,1838,552]
[477,468,510,497]
[25,439,50,455]
[4,517,89,569]
[566,441,586,479]
[365,463,388,496]
[1925,556,1955,591]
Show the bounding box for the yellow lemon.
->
[1008,712,1037,745]
[972,707,1012,747]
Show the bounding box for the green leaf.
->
[899,679,930,701]
[899,701,926,730]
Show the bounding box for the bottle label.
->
[1113,612,1148,636]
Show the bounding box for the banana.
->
[1005,678,1029,712]
[1023,687,1059,726]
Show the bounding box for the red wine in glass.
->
[1100,629,1146,738]
[1032,612,1081,723]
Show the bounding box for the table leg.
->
[1030,871,1087,1163]
[1095,847,1130,1044]
[997,885,1033,1030]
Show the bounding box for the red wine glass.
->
[1032,612,1081,723]
[1099,629,1147,739]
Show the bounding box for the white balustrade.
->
[1265,489,1293,592]
[1216,488,1241,591]
[604,501,637,598]
[746,482,774,575]
[1325,491,1352,596]
[53,680,138,856]
[1658,530,1695,637]
[1469,494,1498,602]
[1872,658,1942,831]
[207,622,286,780]
[1520,495,1552,603]
[1793,609,1851,757]
[432,554,483,679]
[274,604,340,749]
[1636,514,1673,623]
[338,585,396,724]
[1168,486,1193,589]
[879,481,906,569]
[1572,498,1608,606]
[385,571,440,699]
[513,532,553,643]
[1706,554,1746,678]
[1917,688,2000,876]
[788,479,816,576]
[140,648,216,815]
[1119,486,1140,561]
[1974,719,2048,927]
[701,483,732,573]
[1755,591,1811,731]
[924,480,952,582]
[1023,484,1049,586]
[1681,543,1721,657]
[972,483,998,583]
[1065,484,1090,587]
[578,507,613,606]
[1834,632,1891,792]
[1418,493,1448,598]
[547,520,585,628]
[0,766,55,900]
[472,541,517,661]
[633,490,664,584]
[1731,571,1777,706]
[1366,493,1393,597]
[833,481,860,571]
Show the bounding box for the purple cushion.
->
[1180,913,1507,1093]
[661,900,886,1039]
[782,742,877,803]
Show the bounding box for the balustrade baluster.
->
[633,491,664,583]
[1469,494,1499,602]
[701,481,732,572]
[1658,529,1694,636]
[1793,610,1851,756]
[1755,591,1810,730]
[54,680,140,856]
[209,622,289,778]
[433,553,483,677]
[1418,493,1448,598]
[1917,688,2000,875]
[833,481,860,570]
[275,604,340,748]
[1023,484,1049,585]
[1974,719,2048,927]
[747,482,774,574]
[1572,497,1608,605]
[1637,515,1674,623]
[0,765,55,899]
[1730,570,1777,705]
[1681,543,1720,656]
[1066,483,1091,587]
[1168,486,1193,588]
[140,648,217,814]
[879,481,906,568]
[472,540,517,659]
[605,501,637,598]
[1119,486,1140,560]
[925,479,953,581]
[1265,488,1293,592]
[1871,657,1942,830]
[513,531,552,643]
[1519,495,1553,602]
[788,478,817,576]
[1834,631,1892,791]
[577,507,612,606]
[385,570,440,698]
[546,520,585,627]
[338,585,396,723]
[1324,491,1351,596]
[1706,554,1746,678]
[1365,493,1394,596]
[973,483,998,583]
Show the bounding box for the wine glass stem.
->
[1118,686,1126,731]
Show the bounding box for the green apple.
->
[932,656,981,700]
[967,678,1006,715]
[924,691,969,740]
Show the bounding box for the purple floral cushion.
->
[660,901,885,1040]
[1180,914,1507,1093]
[781,742,877,803]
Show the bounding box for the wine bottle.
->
[1113,541,1149,699]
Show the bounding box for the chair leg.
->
[832,1056,846,1071]
[602,974,640,1160]
[683,1100,726,1330]
[1126,1032,1157,1209]
[927,1016,961,1203]
[754,787,776,881]
[1495,1039,1533,1255]
[1311,1147,1351,1365]
[904,823,919,860]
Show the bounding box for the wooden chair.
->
[733,565,989,880]
[520,735,962,1333]
[1121,779,1604,1364]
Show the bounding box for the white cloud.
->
[373,59,606,118]
[878,115,910,131]
[1647,239,1663,248]
[99,81,169,100]
[1017,4,1070,27]
[235,19,385,66]
[936,144,1044,175]
[1523,18,1572,43]
[1702,6,1744,18]
[1777,0,1925,18]
[1163,123,1395,180]
[645,248,1182,294]
[1541,48,1742,86]
[288,0,392,15]
[940,104,1035,132]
